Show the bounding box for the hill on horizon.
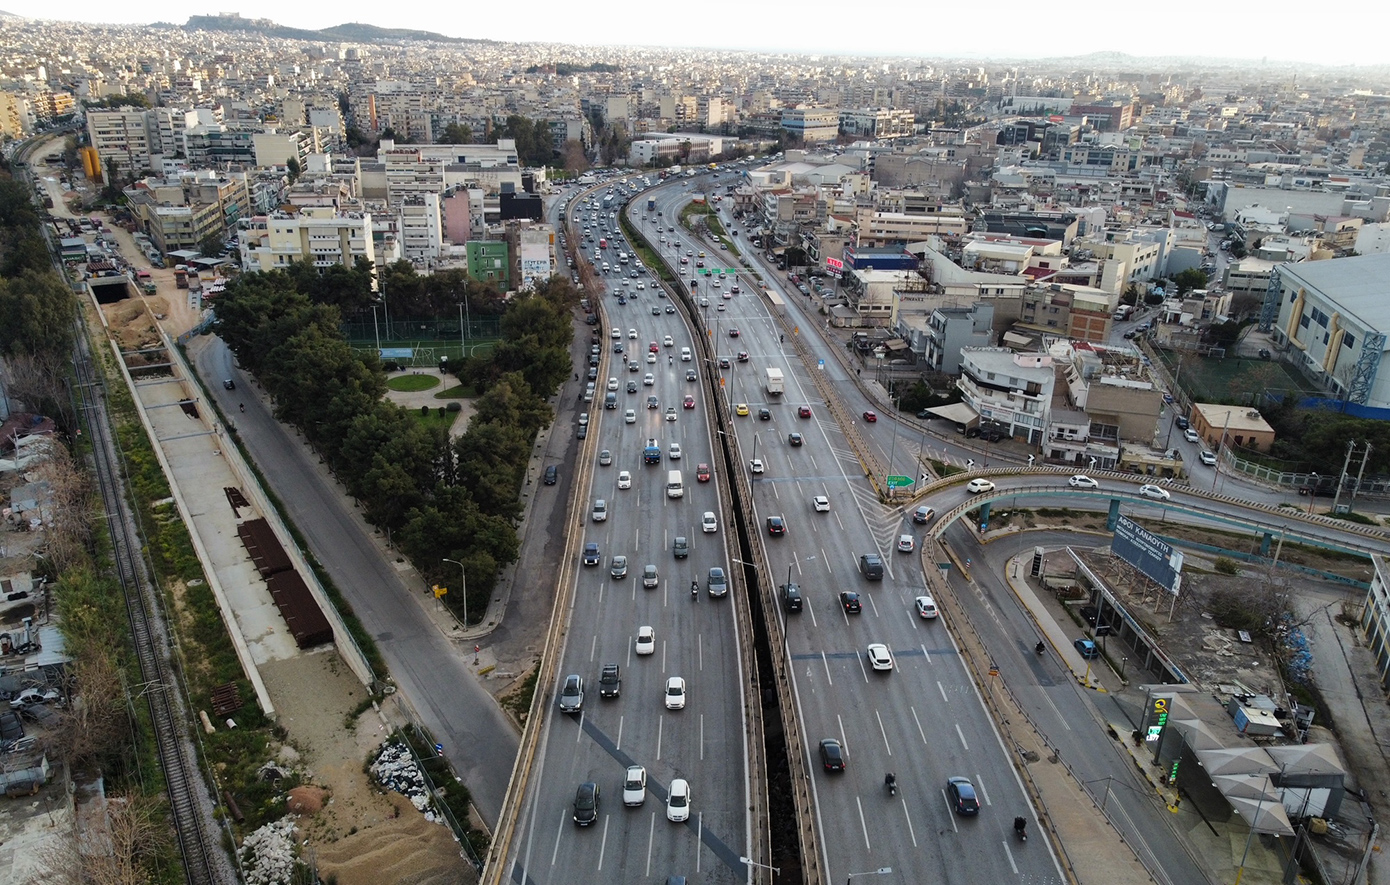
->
[183,14,479,44]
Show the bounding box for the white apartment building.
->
[398,193,443,264]
[957,348,1055,445]
[238,207,376,273]
[87,109,155,181]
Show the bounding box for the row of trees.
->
[214,264,581,620]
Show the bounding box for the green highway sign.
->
[886,475,914,488]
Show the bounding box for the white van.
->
[666,470,684,499]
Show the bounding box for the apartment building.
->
[252,131,313,168]
[126,171,250,254]
[87,109,156,182]
[29,90,75,124]
[912,304,995,374]
[780,108,839,142]
[506,223,556,289]
[1056,343,1164,464]
[0,92,31,138]
[184,126,258,167]
[466,240,510,287]
[1017,284,1116,343]
[398,194,443,263]
[238,207,376,273]
[957,348,1055,445]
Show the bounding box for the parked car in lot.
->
[1074,638,1100,659]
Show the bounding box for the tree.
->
[1174,268,1208,293]
[197,232,224,259]
[561,139,590,173]
[286,156,302,183]
[0,270,77,358]
[438,122,473,144]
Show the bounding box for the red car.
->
[798,406,812,419]
[696,463,711,482]
[683,394,695,409]
[649,342,660,353]
[862,411,877,422]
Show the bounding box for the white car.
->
[618,470,632,489]
[813,495,831,512]
[1068,474,1099,489]
[635,626,655,655]
[611,327,621,339]
[915,596,939,619]
[867,643,894,671]
[625,409,636,424]
[1138,484,1171,500]
[666,778,691,822]
[607,377,619,391]
[966,478,996,494]
[628,329,638,339]
[681,347,692,361]
[669,443,682,459]
[897,534,915,553]
[663,335,674,347]
[592,499,608,522]
[623,765,647,806]
[1200,450,1218,466]
[702,511,718,533]
[646,352,657,364]
[664,676,687,710]
[665,408,677,422]
[1183,428,1201,444]
[749,459,765,474]
[644,373,655,386]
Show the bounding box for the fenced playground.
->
[342,317,502,367]
[1152,345,1320,406]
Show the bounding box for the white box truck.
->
[666,470,684,499]
[765,367,784,396]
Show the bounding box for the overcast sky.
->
[39,2,1390,68]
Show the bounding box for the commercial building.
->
[1189,404,1275,454]
[1263,253,1390,409]
[914,304,994,374]
[780,108,839,143]
[838,108,915,140]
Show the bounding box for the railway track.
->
[71,331,223,885]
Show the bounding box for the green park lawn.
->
[385,374,441,392]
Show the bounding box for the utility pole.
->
[1330,440,1356,515]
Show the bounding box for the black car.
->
[223,379,235,390]
[947,777,980,815]
[859,553,884,581]
[788,432,803,446]
[781,582,803,612]
[573,782,600,826]
[839,591,862,614]
[583,542,600,566]
[544,465,558,485]
[758,407,771,421]
[819,738,846,772]
[599,663,622,698]
[766,515,786,536]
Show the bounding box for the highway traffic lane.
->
[192,337,520,823]
[789,609,1057,885]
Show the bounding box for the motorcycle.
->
[691,581,699,599]
[1014,817,1028,842]
[885,773,897,797]
[1035,641,1045,656]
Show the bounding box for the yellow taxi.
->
[735,403,750,416]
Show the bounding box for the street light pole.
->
[846,867,893,885]
[442,558,468,627]
[739,856,781,878]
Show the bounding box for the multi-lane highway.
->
[637,175,1066,885]
[505,183,750,885]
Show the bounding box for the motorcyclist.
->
[1014,816,1027,834]
[691,580,699,598]
[885,772,896,788]
[1035,641,1045,655]
[669,354,673,365]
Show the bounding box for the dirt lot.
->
[256,653,466,885]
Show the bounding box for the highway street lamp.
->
[787,554,817,586]
[847,868,892,885]
[442,558,468,627]
[1307,473,1319,514]
[740,856,780,877]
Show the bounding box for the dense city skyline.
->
[15,3,1390,68]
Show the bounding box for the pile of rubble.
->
[369,739,441,822]
[240,817,298,885]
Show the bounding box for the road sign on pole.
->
[886,475,914,489]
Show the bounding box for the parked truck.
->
[765,367,784,396]
[173,266,188,289]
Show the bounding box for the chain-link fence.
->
[342,317,502,364]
